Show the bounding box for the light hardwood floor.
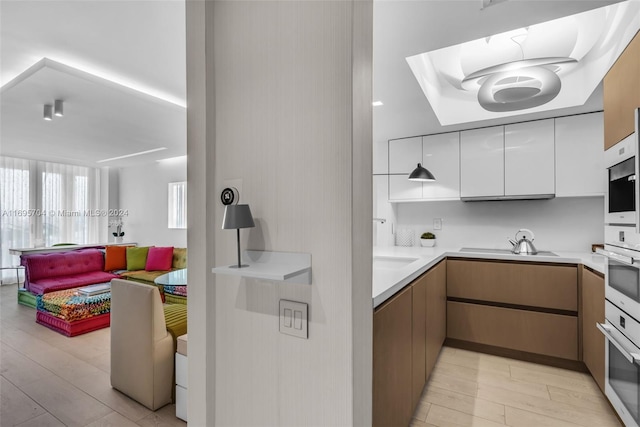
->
[412,346,622,427]
[0,284,186,427]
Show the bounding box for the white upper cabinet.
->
[389,175,423,200]
[555,112,605,197]
[422,133,460,200]
[460,126,505,199]
[389,137,422,174]
[504,119,555,197]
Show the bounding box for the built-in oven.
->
[606,132,637,227]
[598,300,640,427]
[599,242,640,316]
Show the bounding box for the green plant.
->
[421,232,436,239]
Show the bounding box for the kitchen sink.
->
[373,256,419,269]
[459,248,558,256]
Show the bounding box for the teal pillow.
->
[126,246,150,271]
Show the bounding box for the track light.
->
[43,105,53,121]
[54,100,64,117]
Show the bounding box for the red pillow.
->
[104,246,128,271]
[145,246,174,271]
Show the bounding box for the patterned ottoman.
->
[163,285,187,305]
[36,286,111,337]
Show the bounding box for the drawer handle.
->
[597,323,640,364]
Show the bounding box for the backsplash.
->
[379,197,604,252]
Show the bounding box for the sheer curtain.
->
[0,156,102,283]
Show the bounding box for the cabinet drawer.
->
[447,259,577,311]
[447,301,578,360]
[176,353,187,388]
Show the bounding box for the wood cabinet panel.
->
[447,301,578,360]
[582,267,606,392]
[426,260,446,379]
[373,286,412,427]
[411,275,427,409]
[447,259,578,311]
[604,31,640,150]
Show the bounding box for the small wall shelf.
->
[212,250,311,284]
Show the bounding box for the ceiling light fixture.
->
[54,99,64,117]
[408,163,436,182]
[43,104,53,121]
[96,147,168,163]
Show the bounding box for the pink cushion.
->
[25,249,105,282]
[145,246,174,271]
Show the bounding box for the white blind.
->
[0,156,102,282]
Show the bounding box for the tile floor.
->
[0,284,186,427]
[412,346,623,427]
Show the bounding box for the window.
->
[0,156,102,280]
[168,181,187,229]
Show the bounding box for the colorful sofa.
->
[117,247,187,305]
[19,249,120,308]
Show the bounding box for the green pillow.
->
[126,246,150,271]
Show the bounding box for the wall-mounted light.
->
[43,104,53,121]
[222,204,255,268]
[54,99,64,117]
[408,163,436,182]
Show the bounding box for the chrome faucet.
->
[373,218,386,224]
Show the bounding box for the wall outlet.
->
[279,300,308,339]
[434,218,442,230]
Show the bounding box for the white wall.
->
[186,1,373,425]
[118,157,187,247]
[385,197,604,252]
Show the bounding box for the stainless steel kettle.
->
[509,228,538,255]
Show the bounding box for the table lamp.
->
[222,204,255,268]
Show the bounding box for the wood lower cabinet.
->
[411,273,427,410]
[604,31,640,150]
[373,286,412,427]
[447,301,578,360]
[447,259,577,311]
[373,260,447,427]
[582,267,606,392]
[446,258,579,361]
[426,261,446,379]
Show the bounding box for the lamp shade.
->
[408,163,436,182]
[222,204,255,229]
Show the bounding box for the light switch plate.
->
[279,299,308,339]
[434,218,442,230]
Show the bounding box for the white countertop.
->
[373,246,604,308]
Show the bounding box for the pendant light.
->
[408,163,435,182]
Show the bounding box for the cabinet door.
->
[582,267,605,392]
[422,133,460,200]
[373,286,412,427]
[426,260,446,379]
[389,175,422,200]
[460,126,504,198]
[555,113,605,197]
[411,275,427,409]
[389,137,422,174]
[604,32,640,150]
[504,119,555,197]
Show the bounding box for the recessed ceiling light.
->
[96,147,167,163]
[372,101,384,107]
[43,104,53,121]
[156,155,187,163]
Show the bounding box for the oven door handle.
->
[595,248,637,266]
[597,323,640,364]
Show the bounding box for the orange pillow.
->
[104,246,128,271]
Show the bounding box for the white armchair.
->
[110,278,174,410]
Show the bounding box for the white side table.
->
[176,334,187,422]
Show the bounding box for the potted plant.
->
[420,232,436,247]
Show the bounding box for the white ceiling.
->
[0,0,632,168]
[0,0,186,168]
[373,0,626,144]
